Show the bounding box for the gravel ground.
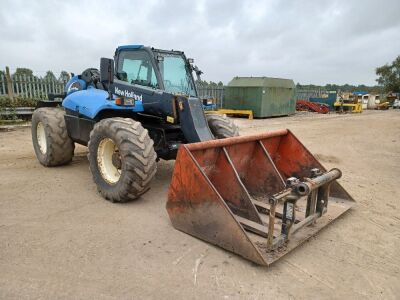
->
[0,110,399,299]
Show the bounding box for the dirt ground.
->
[0,110,399,299]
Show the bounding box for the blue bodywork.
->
[116,45,143,52]
[54,45,214,154]
[65,75,87,94]
[203,103,217,111]
[353,91,368,96]
[63,76,144,119]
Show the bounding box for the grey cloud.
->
[0,0,399,85]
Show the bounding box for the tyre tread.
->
[88,118,157,202]
[31,108,75,166]
[206,114,239,138]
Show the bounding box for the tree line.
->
[0,68,71,82]
[295,83,383,94]
[297,55,399,94]
[2,54,399,93]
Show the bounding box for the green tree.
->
[196,79,210,87]
[13,68,34,78]
[43,71,57,81]
[376,56,400,92]
[58,71,70,82]
[325,84,339,91]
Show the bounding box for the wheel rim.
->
[97,138,121,184]
[36,122,47,154]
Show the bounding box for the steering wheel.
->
[164,80,186,93]
[164,80,172,88]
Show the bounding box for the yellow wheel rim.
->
[97,138,121,184]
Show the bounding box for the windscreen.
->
[116,50,158,89]
[157,53,196,97]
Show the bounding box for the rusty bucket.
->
[166,129,355,266]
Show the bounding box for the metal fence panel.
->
[0,74,6,95]
[295,89,326,100]
[0,72,67,99]
[197,86,225,108]
[1,72,334,108]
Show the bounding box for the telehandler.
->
[32,45,354,266]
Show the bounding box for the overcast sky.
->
[1,0,399,85]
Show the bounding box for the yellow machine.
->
[334,101,363,113]
[334,92,363,113]
[375,102,390,110]
[205,109,254,119]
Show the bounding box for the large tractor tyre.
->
[31,108,75,167]
[88,118,157,203]
[206,114,239,139]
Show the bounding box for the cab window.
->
[116,50,158,89]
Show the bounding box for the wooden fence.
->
[0,68,67,100]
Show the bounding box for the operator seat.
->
[116,71,128,82]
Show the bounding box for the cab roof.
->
[116,45,144,52]
[115,45,184,56]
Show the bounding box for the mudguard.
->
[62,88,144,119]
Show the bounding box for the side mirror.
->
[100,58,114,85]
[193,65,203,81]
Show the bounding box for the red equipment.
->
[296,100,329,114]
[167,130,354,266]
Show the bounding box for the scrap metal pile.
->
[296,100,329,114]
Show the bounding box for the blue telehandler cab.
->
[31,45,239,202]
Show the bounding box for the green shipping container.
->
[224,77,296,118]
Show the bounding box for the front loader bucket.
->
[166,129,355,266]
